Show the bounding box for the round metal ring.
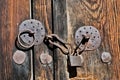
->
[17,29,35,49]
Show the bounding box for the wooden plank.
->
[33,0,53,80]
[66,0,120,80]
[52,0,68,80]
[0,0,31,80]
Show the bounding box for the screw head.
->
[13,50,26,64]
[101,52,112,63]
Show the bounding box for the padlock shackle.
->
[72,35,89,56]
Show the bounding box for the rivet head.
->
[13,50,26,64]
[40,52,52,65]
[101,52,112,63]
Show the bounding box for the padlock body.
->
[68,55,83,66]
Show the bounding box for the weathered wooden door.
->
[0,0,120,80]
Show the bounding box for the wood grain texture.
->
[66,0,120,80]
[53,0,68,80]
[33,0,53,80]
[0,0,31,80]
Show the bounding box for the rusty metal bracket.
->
[44,34,70,55]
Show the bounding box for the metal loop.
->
[44,34,70,55]
[17,29,35,49]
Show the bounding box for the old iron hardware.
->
[15,19,102,78]
[19,19,45,45]
[44,26,101,67]
[75,26,101,50]
[101,52,112,64]
[13,50,26,64]
[44,34,70,55]
[16,19,45,50]
[39,51,53,65]
[16,19,101,67]
[73,35,89,55]
[68,36,88,66]
[44,34,85,66]
[42,26,101,67]
[69,26,101,66]
[68,55,84,66]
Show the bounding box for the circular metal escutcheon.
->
[75,26,101,50]
[19,19,45,45]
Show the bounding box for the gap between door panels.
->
[29,0,55,80]
[29,0,35,80]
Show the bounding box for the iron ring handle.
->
[17,29,35,49]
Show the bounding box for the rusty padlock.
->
[68,35,88,67]
[68,54,83,66]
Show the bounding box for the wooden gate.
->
[0,0,120,80]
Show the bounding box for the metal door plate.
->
[75,26,101,50]
[19,19,45,45]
